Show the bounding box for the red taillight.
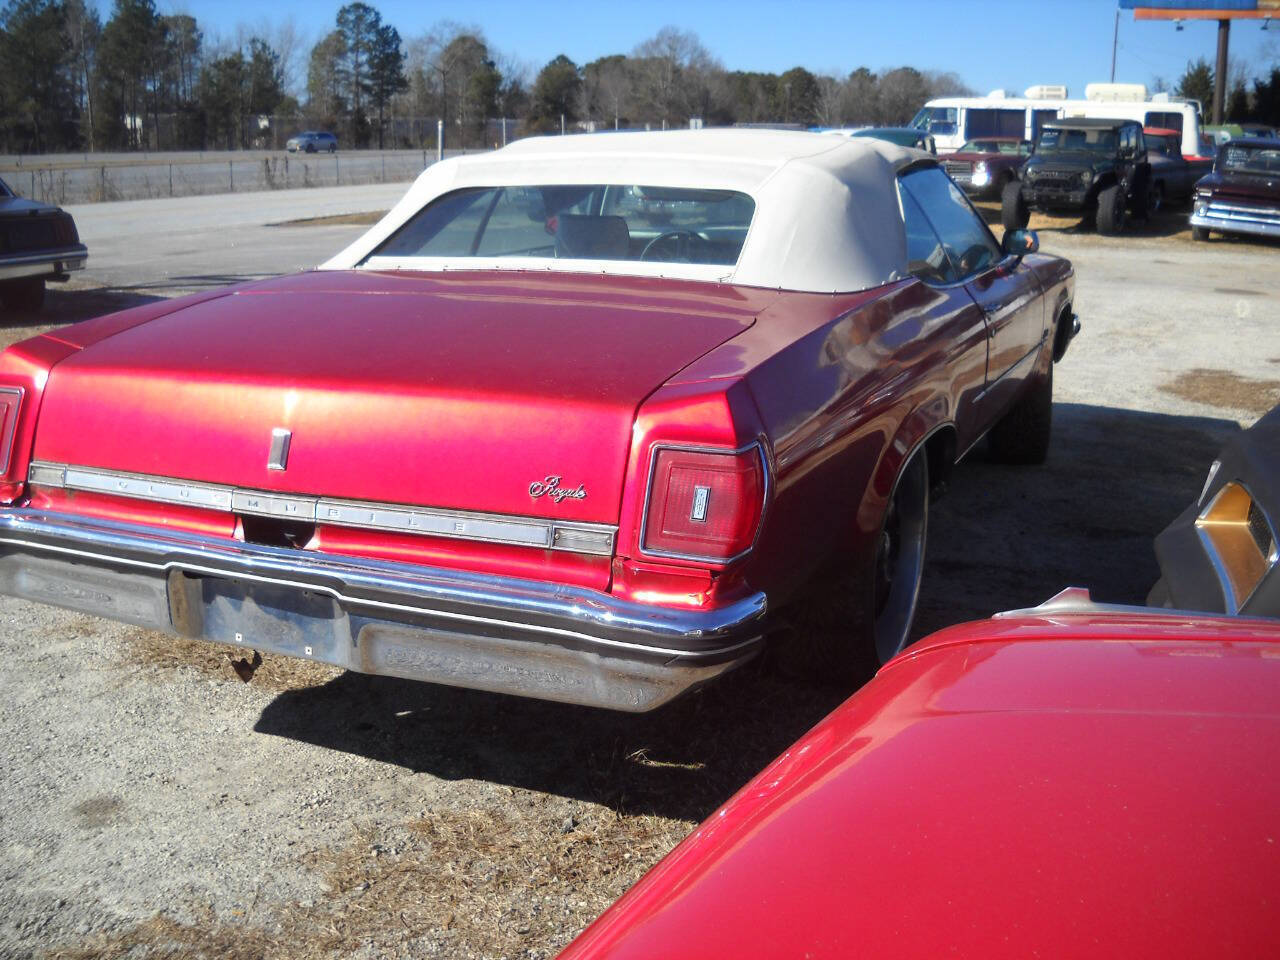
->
[642,445,766,563]
[0,387,22,476]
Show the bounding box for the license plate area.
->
[191,574,351,665]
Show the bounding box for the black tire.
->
[1191,226,1210,242]
[988,363,1053,465]
[782,452,929,679]
[1096,184,1127,235]
[0,277,45,313]
[1001,179,1030,232]
[1148,182,1164,217]
[305,143,316,153]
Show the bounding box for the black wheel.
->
[871,452,929,664]
[1191,226,1210,241]
[1096,184,1127,235]
[988,364,1053,465]
[1001,179,1030,232]
[1147,182,1164,217]
[305,143,316,153]
[782,452,929,678]
[0,277,45,313]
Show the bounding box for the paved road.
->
[64,182,410,292]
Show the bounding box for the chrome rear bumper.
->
[0,246,88,282]
[0,509,765,712]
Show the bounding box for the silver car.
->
[285,131,338,154]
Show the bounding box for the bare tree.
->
[631,26,717,127]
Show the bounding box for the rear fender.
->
[858,399,954,538]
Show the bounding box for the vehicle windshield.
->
[365,184,756,266]
[1146,136,1176,156]
[1036,127,1118,154]
[910,107,958,136]
[1219,144,1280,174]
[960,140,1028,155]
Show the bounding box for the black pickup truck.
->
[1002,118,1152,235]
[1144,126,1212,211]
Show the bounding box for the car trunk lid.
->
[32,270,774,527]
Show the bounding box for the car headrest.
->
[554,215,631,259]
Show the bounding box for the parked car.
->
[558,591,1280,960]
[1203,123,1280,146]
[820,127,937,153]
[285,131,338,153]
[940,137,1031,199]
[0,131,1076,712]
[0,176,87,313]
[1003,118,1152,235]
[1149,404,1278,617]
[1189,137,1280,242]
[1143,126,1212,210]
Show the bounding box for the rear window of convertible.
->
[363,185,756,266]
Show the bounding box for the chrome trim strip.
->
[29,462,616,557]
[0,508,764,659]
[63,464,235,511]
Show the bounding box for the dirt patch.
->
[71,795,126,830]
[47,801,688,960]
[269,211,387,228]
[1159,368,1280,415]
[123,626,343,693]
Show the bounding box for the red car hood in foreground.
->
[34,270,774,525]
[561,601,1280,959]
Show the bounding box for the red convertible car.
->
[0,131,1076,711]
[559,591,1280,959]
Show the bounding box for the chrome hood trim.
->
[27,461,616,557]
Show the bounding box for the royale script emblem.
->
[529,475,587,503]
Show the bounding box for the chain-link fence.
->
[0,149,481,205]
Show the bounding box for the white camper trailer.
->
[912,85,1209,160]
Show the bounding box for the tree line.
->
[1171,57,1280,128]
[1,0,982,154]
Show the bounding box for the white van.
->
[912,85,1209,160]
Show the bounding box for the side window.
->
[900,168,1002,282]
[898,186,956,285]
[373,187,495,257]
[474,189,557,257]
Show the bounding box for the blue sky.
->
[176,0,1280,94]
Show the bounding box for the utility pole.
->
[1213,18,1230,124]
[1110,9,1120,82]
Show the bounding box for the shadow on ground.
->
[254,402,1240,822]
[0,284,166,341]
[967,199,1259,241]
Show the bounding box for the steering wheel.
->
[639,230,707,262]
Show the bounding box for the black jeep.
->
[1002,118,1152,235]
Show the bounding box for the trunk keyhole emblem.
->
[268,428,292,471]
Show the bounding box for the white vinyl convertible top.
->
[321,129,929,293]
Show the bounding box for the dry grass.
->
[1159,368,1280,416]
[269,211,387,228]
[122,625,343,693]
[46,800,690,960]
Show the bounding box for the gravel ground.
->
[0,196,1277,959]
